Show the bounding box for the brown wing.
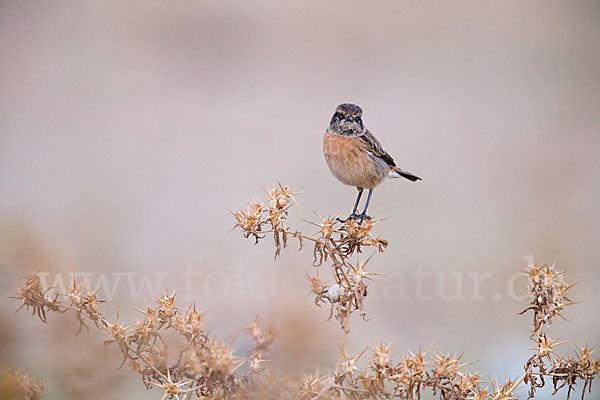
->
[359,129,396,167]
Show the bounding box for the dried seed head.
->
[13,273,59,323]
[232,202,266,242]
[522,264,575,333]
[370,343,393,369]
[265,183,297,212]
[203,340,236,379]
[339,218,388,255]
[155,291,177,320]
[173,305,205,340]
[533,333,565,358]
[246,316,276,352]
[298,372,325,398]
[488,378,518,400]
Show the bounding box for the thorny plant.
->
[231,184,599,399]
[11,273,276,399]
[8,184,600,399]
[231,183,387,330]
[521,264,599,399]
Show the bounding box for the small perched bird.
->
[323,103,421,222]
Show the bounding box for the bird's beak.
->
[347,116,354,121]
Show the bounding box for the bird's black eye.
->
[356,117,362,123]
[335,112,344,120]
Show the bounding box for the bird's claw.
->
[336,213,371,224]
[357,213,372,224]
[336,213,357,223]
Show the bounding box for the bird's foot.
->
[336,213,358,223]
[357,213,372,225]
[336,213,371,224]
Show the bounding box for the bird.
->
[323,103,421,223]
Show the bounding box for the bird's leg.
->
[336,188,363,223]
[350,188,364,218]
[357,189,373,224]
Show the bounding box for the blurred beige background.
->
[1,1,599,398]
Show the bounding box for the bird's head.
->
[329,103,365,136]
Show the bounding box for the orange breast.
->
[323,131,388,189]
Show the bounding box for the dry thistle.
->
[245,316,277,353]
[12,273,62,323]
[9,185,600,399]
[521,263,575,334]
[11,273,276,399]
[231,185,600,400]
[232,185,388,332]
[521,264,599,399]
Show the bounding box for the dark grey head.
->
[329,103,365,136]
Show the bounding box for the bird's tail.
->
[388,166,421,181]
